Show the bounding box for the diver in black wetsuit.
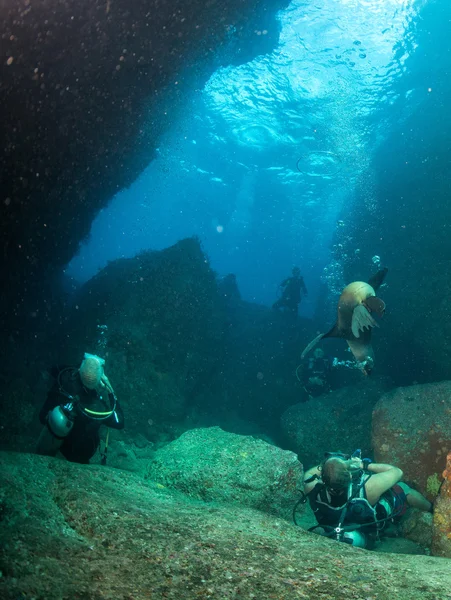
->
[300,347,332,398]
[36,353,124,464]
[273,267,308,314]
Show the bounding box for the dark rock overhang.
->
[0,0,289,324]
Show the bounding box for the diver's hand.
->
[100,374,115,394]
[347,457,363,471]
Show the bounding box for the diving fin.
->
[368,268,388,292]
[351,304,378,338]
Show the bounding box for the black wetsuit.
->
[302,357,331,396]
[39,367,124,464]
[273,275,307,312]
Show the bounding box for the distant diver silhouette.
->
[300,268,388,375]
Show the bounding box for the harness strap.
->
[337,473,372,530]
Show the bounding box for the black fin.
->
[368,268,388,291]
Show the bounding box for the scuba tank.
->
[36,402,77,457]
[341,530,368,549]
[48,403,76,437]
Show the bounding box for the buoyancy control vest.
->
[308,474,395,530]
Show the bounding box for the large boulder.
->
[64,238,225,436]
[0,0,288,329]
[55,238,320,445]
[2,451,451,599]
[281,377,392,467]
[432,451,451,558]
[372,381,451,499]
[146,427,303,520]
[0,379,39,453]
[400,510,433,550]
[206,300,319,428]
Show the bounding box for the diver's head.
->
[313,348,324,359]
[292,267,301,277]
[79,353,105,390]
[322,457,351,492]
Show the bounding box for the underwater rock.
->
[431,451,451,558]
[372,381,451,499]
[146,426,303,520]
[400,509,433,550]
[0,379,40,453]
[215,300,318,427]
[93,438,155,476]
[1,451,451,599]
[64,238,225,436]
[60,237,319,442]
[281,377,391,467]
[0,0,288,331]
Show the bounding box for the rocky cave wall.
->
[54,237,318,444]
[0,0,291,423]
[0,236,321,453]
[0,0,288,330]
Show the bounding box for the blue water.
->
[67,0,429,317]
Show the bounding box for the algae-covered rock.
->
[0,379,39,453]
[64,238,225,435]
[94,438,155,475]
[400,509,433,550]
[1,451,451,600]
[281,377,391,466]
[432,451,451,558]
[372,381,451,498]
[146,426,303,520]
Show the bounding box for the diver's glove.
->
[347,457,363,472]
[362,458,373,471]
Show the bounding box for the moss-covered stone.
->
[427,472,442,497]
[372,381,451,498]
[1,451,451,600]
[432,452,451,558]
[146,426,303,520]
[281,377,391,466]
[64,238,226,436]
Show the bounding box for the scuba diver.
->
[36,353,124,464]
[297,347,332,398]
[272,267,308,315]
[299,451,433,549]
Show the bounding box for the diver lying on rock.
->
[298,450,432,549]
